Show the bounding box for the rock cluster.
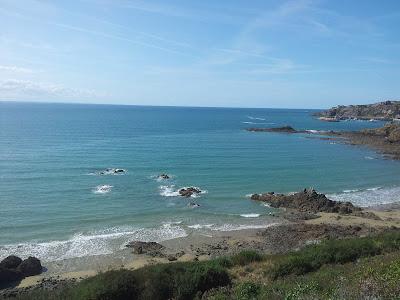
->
[179,187,202,197]
[158,174,170,180]
[126,241,164,256]
[0,256,42,285]
[315,100,400,121]
[246,126,301,133]
[251,189,360,214]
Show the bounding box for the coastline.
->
[8,200,400,294]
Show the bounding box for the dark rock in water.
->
[179,187,202,197]
[250,188,361,215]
[17,257,42,277]
[126,241,164,256]
[114,169,125,174]
[188,202,200,208]
[0,256,22,269]
[0,267,23,284]
[246,126,301,133]
[158,174,170,180]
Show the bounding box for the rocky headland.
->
[315,100,400,121]
[246,123,400,160]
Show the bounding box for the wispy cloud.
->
[0,79,106,98]
[0,65,35,73]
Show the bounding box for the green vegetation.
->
[270,231,400,278]
[14,232,400,300]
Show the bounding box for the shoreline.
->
[6,199,400,293]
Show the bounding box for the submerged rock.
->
[99,168,126,175]
[179,187,202,197]
[158,174,170,180]
[246,126,301,133]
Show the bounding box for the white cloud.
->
[0,65,35,73]
[0,79,107,99]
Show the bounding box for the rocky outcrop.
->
[246,126,303,133]
[315,101,400,121]
[362,123,400,143]
[251,189,360,214]
[179,187,202,197]
[126,241,164,256]
[158,174,170,180]
[0,256,42,286]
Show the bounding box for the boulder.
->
[0,267,23,284]
[0,256,22,269]
[158,174,170,180]
[16,257,42,277]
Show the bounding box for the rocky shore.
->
[315,100,400,121]
[247,123,400,160]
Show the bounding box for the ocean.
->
[1,101,400,262]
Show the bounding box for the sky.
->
[0,0,399,108]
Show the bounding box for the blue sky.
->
[0,0,399,108]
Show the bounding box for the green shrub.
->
[70,269,138,300]
[231,251,263,266]
[270,232,400,279]
[234,282,261,300]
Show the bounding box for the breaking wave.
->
[0,224,187,262]
[328,186,400,207]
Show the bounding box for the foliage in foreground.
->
[270,231,400,278]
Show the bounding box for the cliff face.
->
[315,101,400,121]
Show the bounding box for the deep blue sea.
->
[1,102,400,262]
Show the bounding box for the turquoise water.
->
[1,102,400,261]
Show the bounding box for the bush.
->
[70,269,138,300]
[231,251,263,266]
[270,232,400,279]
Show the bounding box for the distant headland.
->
[315,100,400,122]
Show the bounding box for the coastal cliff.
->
[315,100,400,121]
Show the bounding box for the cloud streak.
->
[0,79,106,98]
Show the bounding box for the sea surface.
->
[1,102,400,262]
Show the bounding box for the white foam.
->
[159,185,180,197]
[365,156,375,160]
[241,121,275,125]
[306,129,328,134]
[247,116,266,121]
[159,185,206,198]
[0,224,187,262]
[92,168,126,176]
[329,186,400,207]
[212,223,279,232]
[188,224,214,229]
[240,213,260,218]
[93,185,113,194]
